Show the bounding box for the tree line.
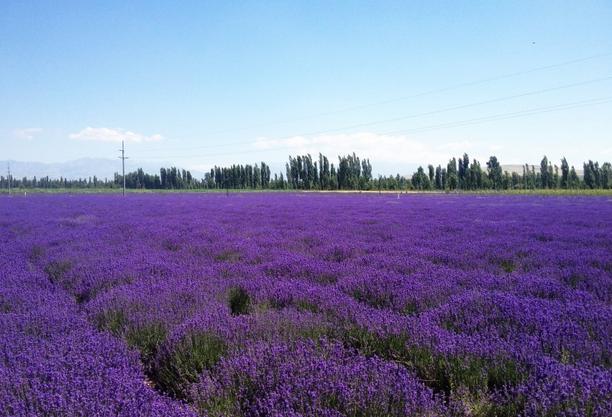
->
[1,153,611,191]
[408,155,611,191]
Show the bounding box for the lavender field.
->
[1,193,611,417]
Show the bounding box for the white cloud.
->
[13,128,43,140]
[435,140,475,152]
[69,127,163,143]
[252,132,478,166]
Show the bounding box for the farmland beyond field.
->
[1,193,611,416]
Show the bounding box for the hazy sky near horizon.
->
[1,1,612,175]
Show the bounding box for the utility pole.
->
[118,140,129,196]
[7,162,11,195]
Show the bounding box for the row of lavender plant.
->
[1,193,610,416]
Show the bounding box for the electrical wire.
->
[136,75,612,155]
[140,96,612,161]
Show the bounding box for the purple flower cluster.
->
[190,338,444,417]
[0,246,195,416]
[1,193,611,416]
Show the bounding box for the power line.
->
[118,140,129,196]
[136,75,612,156]
[138,95,612,161]
[253,76,612,138]
[136,74,612,155]
[382,96,612,135]
[182,51,612,136]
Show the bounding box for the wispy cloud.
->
[13,128,43,140]
[69,127,163,143]
[436,140,475,152]
[252,132,482,166]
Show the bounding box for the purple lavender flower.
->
[1,193,610,416]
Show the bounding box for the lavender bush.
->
[1,193,610,416]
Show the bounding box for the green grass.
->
[2,187,611,195]
[460,188,612,196]
[340,325,527,416]
[94,309,128,335]
[154,332,228,399]
[0,187,292,195]
[125,322,168,366]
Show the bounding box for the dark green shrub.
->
[499,259,516,273]
[402,301,421,315]
[228,286,250,316]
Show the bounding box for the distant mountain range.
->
[2,158,206,180]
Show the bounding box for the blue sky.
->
[1,1,612,176]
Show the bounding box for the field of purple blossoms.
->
[1,193,611,417]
